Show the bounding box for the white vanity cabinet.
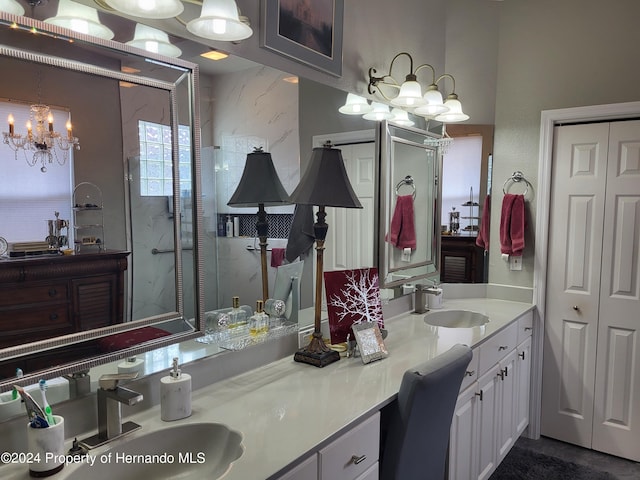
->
[448,310,534,480]
[277,455,318,480]
[276,412,380,480]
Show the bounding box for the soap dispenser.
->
[160,357,192,422]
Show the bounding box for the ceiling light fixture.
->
[200,50,229,61]
[3,105,80,173]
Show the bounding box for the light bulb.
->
[213,19,227,35]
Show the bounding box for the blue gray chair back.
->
[380,344,473,480]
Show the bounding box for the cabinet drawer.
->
[320,412,380,480]
[277,454,318,480]
[517,310,533,344]
[0,283,68,307]
[460,348,479,391]
[355,462,378,480]
[478,322,518,374]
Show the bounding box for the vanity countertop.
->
[1,297,533,480]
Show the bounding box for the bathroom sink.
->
[66,423,243,480]
[424,310,489,328]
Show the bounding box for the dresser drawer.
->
[478,321,518,374]
[0,283,68,307]
[517,310,533,344]
[0,305,73,348]
[320,412,380,480]
[460,348,479,391]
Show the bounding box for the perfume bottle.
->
[228,296,247,329]
[249,300,268,336]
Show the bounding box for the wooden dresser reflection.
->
[440,235,486,283]
[0,250,129,350]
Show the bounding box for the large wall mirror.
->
[0,11,203,392]
[0,2,493,422]
[378,122,440,288]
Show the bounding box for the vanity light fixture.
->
[126,23,182,58]
[3,105,80,173]
[186,0,253,42]
[338,93,373,115]
[227,147,290,303]
[289,143,363,368]
[367,51,469,122]
[362,102,394,121]
[44,0,114,40]
[390,108,414,127]
[0,0,24,16]
[105,0,184,20]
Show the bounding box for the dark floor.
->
[514,435,640,480]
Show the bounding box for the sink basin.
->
[66,423,243,480]
[424,310,489,328]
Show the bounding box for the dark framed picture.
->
[261,0,344,77]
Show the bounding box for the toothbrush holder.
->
[26,415,65,477]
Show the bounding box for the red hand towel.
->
[271,248,286,267]
[476,194,491,251]
[500,194,526,256]
[510,195,526,256]
[386,195,416,249]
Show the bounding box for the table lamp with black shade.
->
[289,143,362,367]
[227,147,290,302]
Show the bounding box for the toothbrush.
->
[38,380,56,426]
[14,368,23,399]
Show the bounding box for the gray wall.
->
[96,0,640,291]
[487,0,640,287]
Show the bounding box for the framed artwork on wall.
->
[261,0,344,77]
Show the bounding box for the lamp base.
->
[294,332,340,368]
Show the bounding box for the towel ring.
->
[502,171,531,196]
[395,175,416,199]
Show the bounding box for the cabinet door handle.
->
[524,327,532,331]
[519,351,526,360]
[48,288,58,297]
[504,366,509,377]
[497,370,505,380]
[475,391,483,401]
[351,454,367,465]
[498,345,509,351]
[465,370,475,376]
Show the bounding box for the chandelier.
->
[3,105,80,173]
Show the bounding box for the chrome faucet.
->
[414,279,441,314]
[414,284,428,314]
[80,373,143,449]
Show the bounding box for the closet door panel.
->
[541,123,608,448]
[593,120,640,461]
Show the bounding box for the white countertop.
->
[2,298,533,480]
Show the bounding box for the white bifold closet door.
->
[542,120,640,461]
